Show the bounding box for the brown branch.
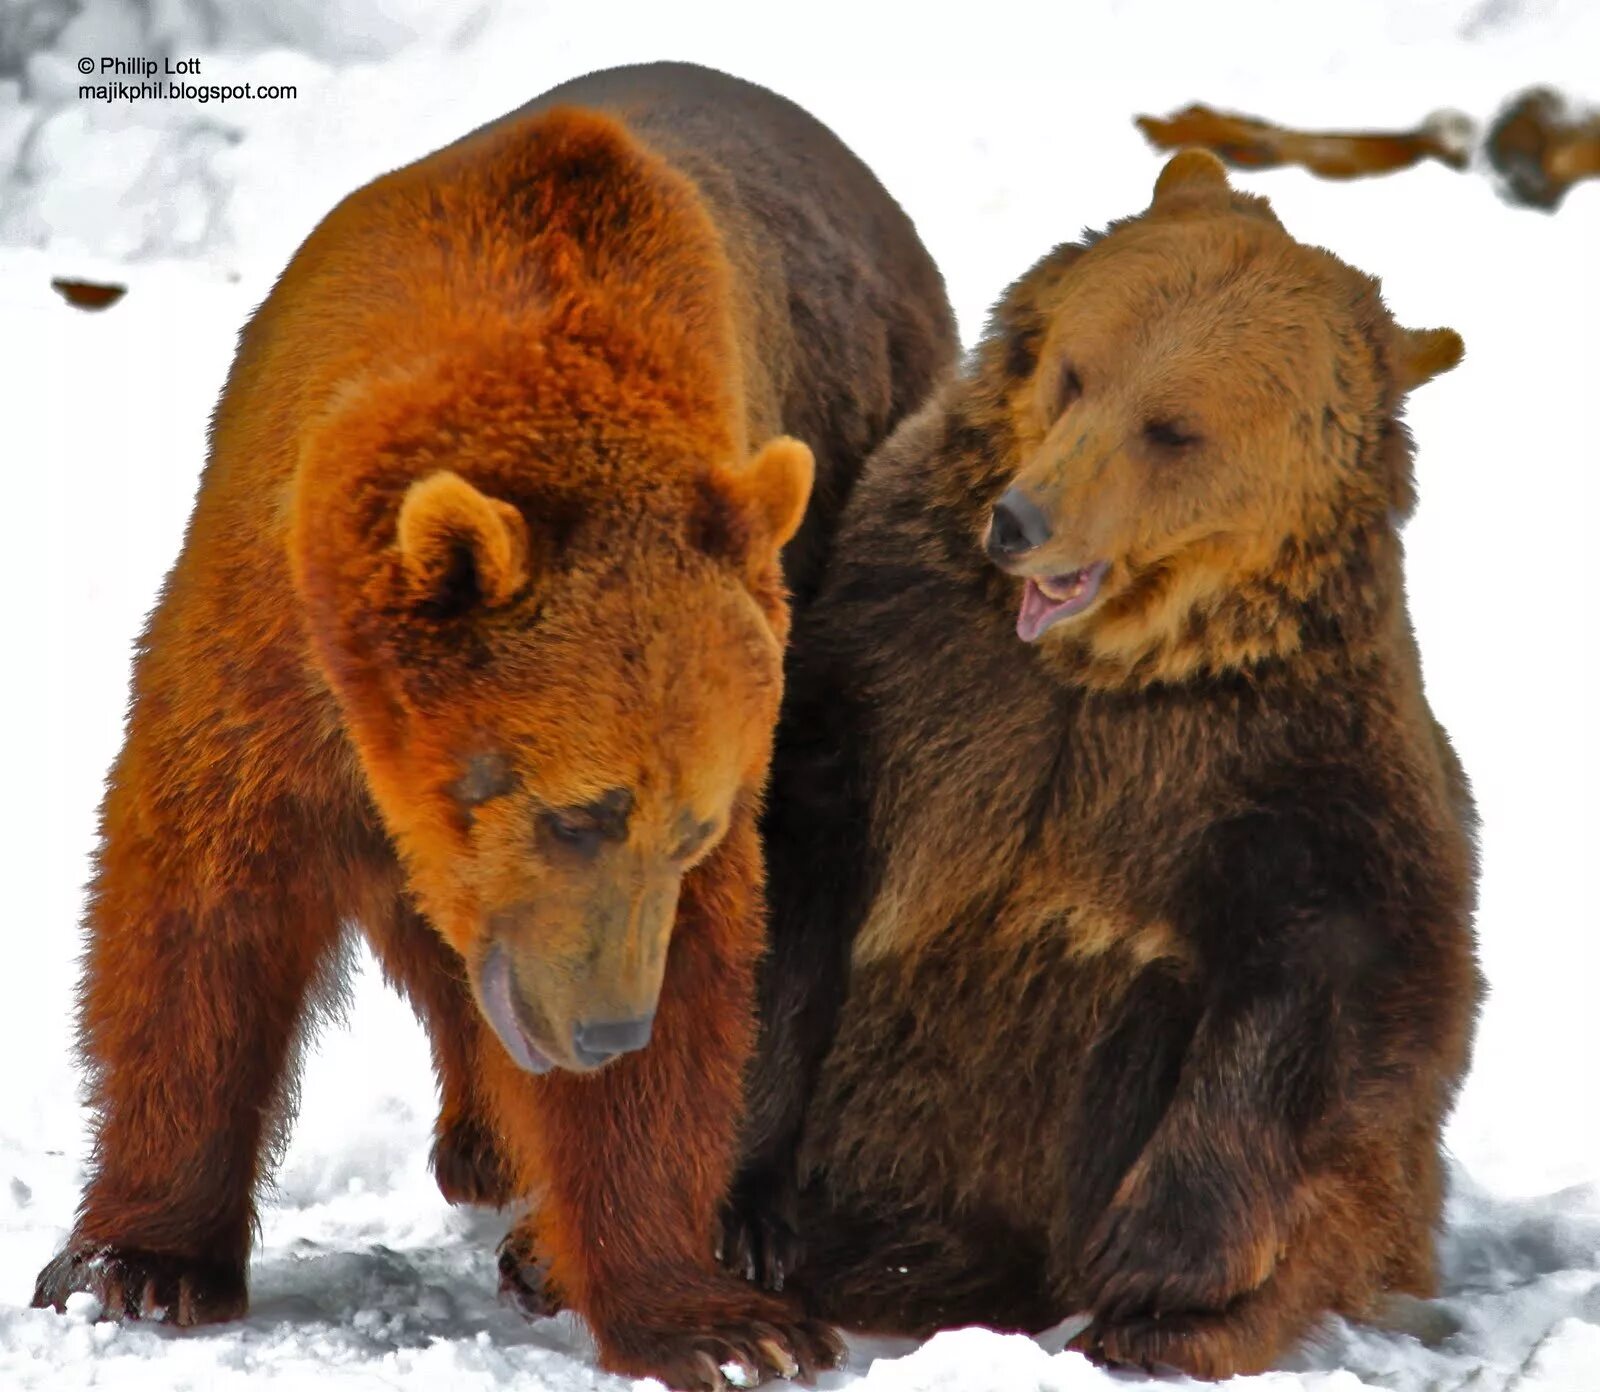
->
[1136,104,1475,180]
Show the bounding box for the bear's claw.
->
[607,1314,843,1390]
[32,1245,247,1327]
[719,1164,802,1292]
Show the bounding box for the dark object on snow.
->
[1136,103,1474,178]
[52,278,126,310]
[1486,87,1600,211]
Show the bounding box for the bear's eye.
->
[1054,362,1084,417]
[539,788,633,857]
[542,810,603,854]
[1144,419,1201,451]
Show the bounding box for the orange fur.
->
[32,63,958,1391]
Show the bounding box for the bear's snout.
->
[986,486,1053,562]
[571,1012,656,1067]
[473,869,678,1073]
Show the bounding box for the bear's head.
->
[975,149,1462,685]
[290,330,811,1075]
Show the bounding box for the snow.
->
[2,0,1597,1388]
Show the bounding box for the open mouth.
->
[479,943,556,1075]
[1016,561,1110,642]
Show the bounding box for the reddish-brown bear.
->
[32,61,956,1391]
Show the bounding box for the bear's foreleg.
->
[483,807,843,1390]
[1070,1119,1438,1377]
[1069,802,1470,1375]
[32,826,349,1325]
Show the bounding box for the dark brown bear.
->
[31,62,955,1391]
[724,149,1481,1378]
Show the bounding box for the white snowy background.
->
[2,1,1597,1388]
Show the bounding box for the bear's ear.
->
[395,471,532,612]
[1152,148,1234,208]
[722,436,815,555]
[1393,325,1465,394]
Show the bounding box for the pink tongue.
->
[1017,580,1070,642]
[1015,563,1107,642]
[480,945,554,1075]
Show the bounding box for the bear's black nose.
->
[987,487,1052,560]
[572,1012,656,1066]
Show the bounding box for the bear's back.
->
[510,62,959,603]
[213,62,955,608]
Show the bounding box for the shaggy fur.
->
[725,150,1480,1378]
[31,61,955,1391]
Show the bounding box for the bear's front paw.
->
[718,1162,802,1292]
[32,1245,247,1327]
[496,1229,565,1319]
[1077,1154,1283,1323]
[431,1112,514,1208]
[601,1300,844,1390]
[1069,1305,1271,1379]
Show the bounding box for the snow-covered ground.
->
[2,1,1597,1388]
